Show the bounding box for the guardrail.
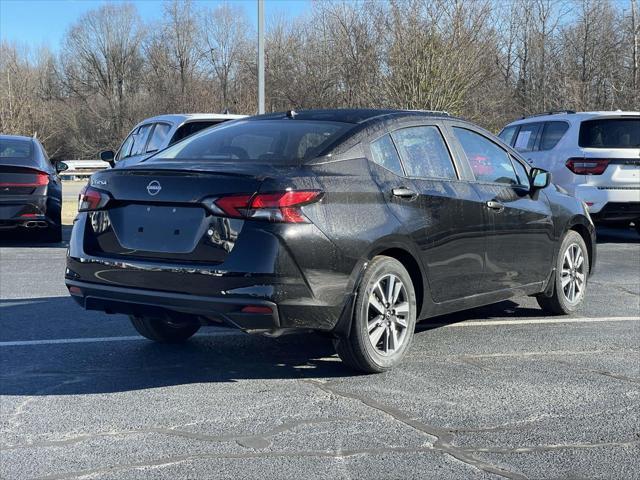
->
[60,160,108,180]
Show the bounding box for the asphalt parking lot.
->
[0,226,638,480]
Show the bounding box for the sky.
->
[0,0,311,50]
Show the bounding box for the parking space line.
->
[441,316,640,327]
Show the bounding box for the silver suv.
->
[100,113,246,168]
[499,111,639,230]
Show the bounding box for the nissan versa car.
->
[1,134,67,242]
[66,109,596,373]
[499,111,640,232]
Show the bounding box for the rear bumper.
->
[573,185,640,220]
[66,213,352,332]
[66,279,280,331]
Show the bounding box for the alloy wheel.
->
[367,274,409,356]
[561,243,585,303]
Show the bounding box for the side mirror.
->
[100,150,115,162]
[531,168,551,189]
[55,161,69,173]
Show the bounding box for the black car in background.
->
[0,135,66,242]
[66,109,596,373]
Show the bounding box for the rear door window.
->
[391,126,457,179]
[453,127,518,185]
[513,123,542,152]
[369,134,404,176]
[498,125,518,146]
[146,123,172,153]
[129,124,153,156]
[579,118,640,148]
[539,121,569,150]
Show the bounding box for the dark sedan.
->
[0,135,66,242]
[66,109,596,373]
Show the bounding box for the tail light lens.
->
[566,158,610,175]
[206,190,323,223]
[0,171,48,187]
[78,185,111,211]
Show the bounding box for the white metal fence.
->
[60,160,108,180]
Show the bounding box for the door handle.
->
[486,201,505,212]
[392,187,417,199]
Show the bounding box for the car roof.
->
[506,110,640,127]
[248,109,455,124]
[0,134,34,143]
[135,113,247,128]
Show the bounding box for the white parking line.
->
[0,317,638,347]
[442,316,640,328]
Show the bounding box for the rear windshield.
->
[579,118,640,149]
[0,138,33,162]
[150,119,352,165]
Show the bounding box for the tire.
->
[536,230,589,315]
[334,256,417,373]
[129,315,200,343]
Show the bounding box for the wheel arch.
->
[565,215,595,274]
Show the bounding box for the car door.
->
[367,123,488,303]
[449,124,555,293]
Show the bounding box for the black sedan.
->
[0,135,66,242]
[66,109,596,373]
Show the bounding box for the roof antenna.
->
[286,109,297,119]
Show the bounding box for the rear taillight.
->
[566,158,610,175]
[78,185,111,211]
[0,172,48,187]
[205,190,323,223]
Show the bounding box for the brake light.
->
[566,158,610,175]
[78,185,111,211]
[0,171,48,187]
[207,190,323,223]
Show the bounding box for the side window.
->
[391,126,457,179]
[369,134,404,176]
[452,127,518,185]
[129,124,153,156]
[146,123,172,153]
[498,125,518,146]
[513,123,541,152]
[116,131,136,161]
[539,121,569,151]
[510,155,530,187]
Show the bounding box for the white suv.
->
[499,111,640,230]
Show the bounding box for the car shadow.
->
[0,295,551,396]
[596,225,638,244]
[416,300,543,333]
[0,296,354,396]
[0,225,72,248]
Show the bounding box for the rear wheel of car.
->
[537,230,589,315]
[334,256,417,373]
[129,315,200,343]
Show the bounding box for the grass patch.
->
[62,199,78,226]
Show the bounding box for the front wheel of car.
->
[334,256,417,373]
[129,315,200,343]
[537,230,589,315]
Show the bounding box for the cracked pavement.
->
[0,226,639,479]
